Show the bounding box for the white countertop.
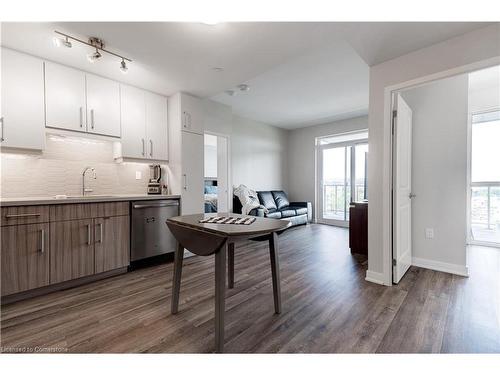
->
[0,194,181,207]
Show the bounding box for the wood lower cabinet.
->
[1,223,49,296]
[95,216,130,273]
[50,219,95,284]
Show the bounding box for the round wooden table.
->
[166,213,291,353]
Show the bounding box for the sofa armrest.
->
[248,208,265,217]
[290,201,312,222]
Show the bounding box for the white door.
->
[181,132,204,215]
[45,62,87,132]
[1,48,45,150]
[217,136,229,213]
[146,92,168,160]
[120,85,147,159]
[393,93,413,283]
[86,74,121,137]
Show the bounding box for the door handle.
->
[183,174,187,190]
[145,217,156,223]
[142,139,145,156]
[133,202,179,209]
[87,224,92,245]
[90,109,95,129]
[79,107,83,128]
[96,223,103,243]
[39,229,45,253]
[0,116,4,142]
[409,193,416,199]
[150,140,153,157]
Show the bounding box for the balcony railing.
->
[323,182,365,220]
[471,182,500,230]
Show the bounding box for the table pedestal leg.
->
[171,243,184,314]
[269,232,282,314]
[228,242,235,289]
[215,243,227,353]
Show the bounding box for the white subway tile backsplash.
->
[1,135,167,198]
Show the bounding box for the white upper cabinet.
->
[146,92,168,160]
[181,93,204,134]
[45,62,87,132]
[86,74,121,137]
[120,85,147,159]
[1,48,45,151]
[118,84,168,161]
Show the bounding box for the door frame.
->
[315,133,368,227]
[380,56,500,286]
[204,131,232,213]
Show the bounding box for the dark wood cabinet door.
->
[50,219,95,284]
[94,216,130,274]
[1,223,49,296]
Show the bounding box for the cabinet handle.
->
[79,107,83,128]
[142,139,145,156]
[0,116,4,142]
[5,213,41,219]
[90,109,95,129]
[183,111,187,128]
[183,174,187,190]
[188,112,192,128]
[87,224,92,245]
[39,229,45,253]
[150,140,153,157]
[96,223,103,243]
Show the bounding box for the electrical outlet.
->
[135,171,142,180]
[425,228,434,239]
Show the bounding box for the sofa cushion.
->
[258,191,278,210]
[272,190,290,210]
[266,209,282,219]
[280,208,296,218]
[289,206,308,216]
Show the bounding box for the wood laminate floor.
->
[1,224,499,353]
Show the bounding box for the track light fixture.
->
[120,59,128,74]
[87,48,102,63]
[53,31,132,72]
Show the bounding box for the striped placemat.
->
[199,216,256,225]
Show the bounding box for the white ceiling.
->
[0,22,490,129]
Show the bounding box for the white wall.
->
[287,115,368,216]
[402,75,468,272]
[469,65,500,113]
[368,24,500,285]
[231,114,288,191]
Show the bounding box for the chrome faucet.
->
[82,167,96,196]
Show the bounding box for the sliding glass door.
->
[469,110,500,246]
[317,133,368,226]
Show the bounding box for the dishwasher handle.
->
[133,201,179,209]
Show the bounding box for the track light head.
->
[53,36,72,48]
[120,59,128,74]
[87,48,102,63]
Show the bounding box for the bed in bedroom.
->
[204,180,218,213]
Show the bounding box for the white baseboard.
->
[412,257,469,277]
[365,270,387,285]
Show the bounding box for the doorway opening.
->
[316,131,368,226]
[204,133,230,213]
[390,64,500,284]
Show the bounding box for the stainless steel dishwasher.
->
[131,199,180,261]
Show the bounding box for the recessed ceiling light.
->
[237,84,250,92]
[212,67,224,72]
[225,90,236,97]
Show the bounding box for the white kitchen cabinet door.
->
[1,48,45,150]
[45,62,87,132]
[181,93,204,135]
[146,92,168,160]
[181,132,204,215]
[86,74,121,137]
[120,85,147,159]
